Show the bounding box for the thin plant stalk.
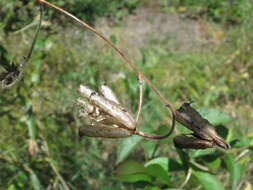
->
[37,0,176,119]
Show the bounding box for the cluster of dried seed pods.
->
[173,103,231,149]
[77,84,230,149]
[77,84,175,139]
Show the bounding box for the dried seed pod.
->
[77,98,94,114]
[175,103,230,149]
[78,85,96,97]
[100,84,120,104]
[79,124,132,138]
[173,135,214,149]
[79,85,136,130]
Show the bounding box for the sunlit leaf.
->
[197,107,232,125]
[115,173,152,183]
[232,137,253,148]
[115,160,146,175]
[145,157,168,171]
[192,170,225,190]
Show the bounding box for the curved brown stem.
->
[135,111,175,139]
[36,0,176,118]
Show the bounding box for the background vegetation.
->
[0,0,252,189]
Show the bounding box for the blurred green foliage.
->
[0,0,140,33]
[0,0,253,190]
[160,0,252,24]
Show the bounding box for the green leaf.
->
[232,137,253,148]
[142,141,158,158]
[115,160,147,175]
[192,170,225,190]
[145,157,170,185]
[115,173,152,183]
[145,157,168,171]
[206,158,221,172]
[197,107,232,125]
[191,149,215,159]
[117,136,142,164]
[224,154,245,190]
[115,160,151,183]
[146,165,170,185]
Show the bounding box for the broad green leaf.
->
[197,107,232,125]
[115,160,151,183]
[192,170,225,190]
[192,149,215,158]
[146,164,170,185]
[115,160,146,175]
[233,137,253,148]
[117,136,142,164]
[145,157,168,171]
[115,173,152,183]
[224,154,245,190]
[145,157,170,185]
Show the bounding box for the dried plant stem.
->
[37,0,176,116]
[179,168,192,189]
[135,76,143,124]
